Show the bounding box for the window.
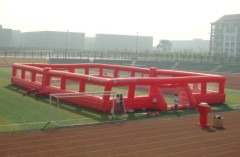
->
[225,48,229,53]
[135,85,150,97]
[188,83,201,94]
[226,29,229,33]
[25,71,31,80]
[207,82,219,93]
[89,68,99,76]
[225,42,229,47]
[226,26,230,33]
[66,79,80,91]
[86,83,104,93]
[225,36,229,41]
[35,73,43,82]
[75,68,85,74]
[103,69,114,77]
[16,69,21,78]
[50,77,61,88]
[118,70,131,78]
[230,27,235,33]
[112,86,129,97]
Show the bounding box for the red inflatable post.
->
[197,102,211,127]
[21,69,25,79]
[99,67,103,77]
[79,80,85,92]
[38,67,52,94]
[114,69,119,78]
[149,67,157,77]
[60,78,66,90]
[31,71,36,82]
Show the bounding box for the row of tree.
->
[156,40,172,52]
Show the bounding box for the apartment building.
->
[209,14,240,56]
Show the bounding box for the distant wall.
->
[0,27,12,47]
[95,34,153,52]
[21,31,85,49]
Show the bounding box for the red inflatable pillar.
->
[60,78,66,90]
[85,68,89,75]
[12,66,17,77]
[38,67,52,94]
[128,84,135,98]
[219,80,225,94]
[21,69,26,79]
[103,80,112,101]
[130,71,135,77]
[114,69,119,78]
[197,102,211,127]
[69,68,75,73]
[99,67,103,77]
[79,80,86,92]
[184,85,197,108]
[31,71,36,82]
[149,67,157,77]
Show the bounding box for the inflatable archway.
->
[11,63,225,112]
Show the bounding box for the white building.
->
[210,14,240,56]
[0,25,12,47]
[22,31,85,50]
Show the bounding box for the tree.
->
[157,40,172,52]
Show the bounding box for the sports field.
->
[0,65,240,157]
[0,67,239,133]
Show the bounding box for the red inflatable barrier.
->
[11,63,226,113]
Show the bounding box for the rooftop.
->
[214,14,240,23]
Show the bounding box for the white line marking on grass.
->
[0,121,48,127]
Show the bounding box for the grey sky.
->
[1,0,239,45]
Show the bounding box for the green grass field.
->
[0,67,239,133]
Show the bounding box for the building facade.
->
[1,25,154,51]
[21,31,85,50]
[210,14,240,56]
[95,34,153,52]
[0,25,12,47]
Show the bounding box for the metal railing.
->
[0,49,240,65]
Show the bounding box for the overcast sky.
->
[1,0,239,45]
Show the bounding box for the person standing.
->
[119,94,124,113]
[116,94,120,114]
[174,94,179,111]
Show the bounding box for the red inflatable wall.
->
[11,63,226,112]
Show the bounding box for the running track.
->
[0,110,240,157]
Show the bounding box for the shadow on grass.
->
[211,103,235,113]
[5,84,110,122]
[58,103,109,122]
[5,84,49,103]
